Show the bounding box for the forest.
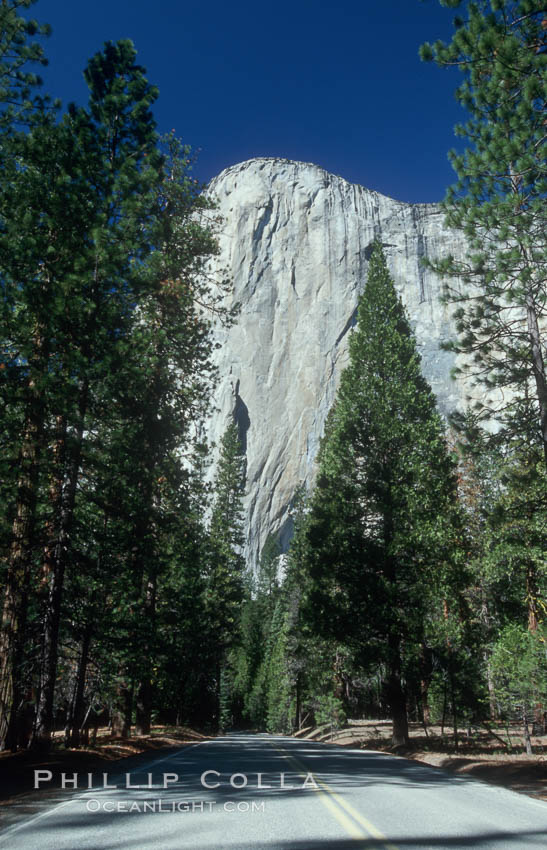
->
[0,0,545,755]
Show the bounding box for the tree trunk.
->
[450,664,459,751]
[135,680,152,737]
[524,562,545,731]
[510,174,547,469]
[441,679,448,737]
[524,290,547,470]
[523,704,533,756]
[388,675,409,748]
[67,626,92,749]
[0,367,45,750]
[32,380,88,752]
[485,652,498,722]
[295,673,301,731]
[526,563,539,634]
[111,672,132,738]
[385,635,409,748]
[131,368,163,738]
[420,683,430,736]
[135,569,156,736]
[419,643,432,728]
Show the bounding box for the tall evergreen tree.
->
[110,135,220,735]
[0,114,102,750]
[206,422,246,726]
[0,0,53,751]
[420,1,547,466]
[31,40,163,752]
[230,532,281,727]
[256,533,281,601]
[207,422,246,650]
[302,243,463,747]
[0,38,164,751]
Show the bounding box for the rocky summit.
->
[204,157,470,569]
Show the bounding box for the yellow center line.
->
[310,781,371,841]
[314,775,399,850]
[270,742,400,850]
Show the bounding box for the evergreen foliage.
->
[206,422,246,728]
[490,623,547,753]
[0,23,228,748]
[0,0,51,129]
[421,0,547,466]
[207,422,246,652]
[302,243,464,746]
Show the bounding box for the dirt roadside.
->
[299,722,547,803]
[406,749,547,802]
[0,726,210,806]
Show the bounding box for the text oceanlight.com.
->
[86,800,265,814]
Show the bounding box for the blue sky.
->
[35,0,464,203]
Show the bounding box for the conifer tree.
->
[0,0,51,130]
[0,114,101,749]
[107,135,220,735]
[491,622,547,752]
[206,422,246,727]
[31,40,163,752]
[264,600,293,733]
[0,0,53,751]
[303,243,462,747]
[421,1,547,466]
[477,433,547,680]
[0,38,164,751]
[257,533,281,602]
[207,422,246,650]
[230,533,279,725]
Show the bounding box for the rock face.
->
[205,157,469,569]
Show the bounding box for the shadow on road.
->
[31,815,547,849]
[2,735,547,849]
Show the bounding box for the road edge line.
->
[0,737,212,847]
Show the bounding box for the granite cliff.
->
[204,157,470,568]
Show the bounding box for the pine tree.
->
[0,38,164,751]
[0,0,51,130]
[0,114,102,750]
[107,135,220,736]
[0,0,54,751]
[490,622,547,753]
[206,422,246,727]
[0,31,231,745]
[33,132,222,743]
[420,1,547,466]
[257,533,281,601]
[31,40,163,752]
[479,434,547,666]
[265,600,293,733]
[230,533,280,727]
[207,423,246,650]
[303,243,462,747]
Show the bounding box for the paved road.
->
[0,733,546,849]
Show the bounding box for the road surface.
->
[0,733,546,849]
